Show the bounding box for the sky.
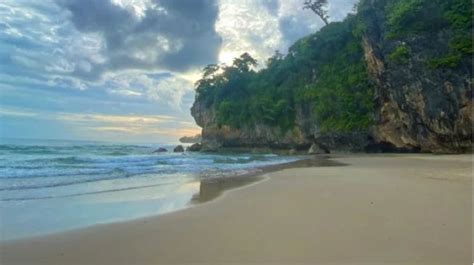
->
[0,0,357,143]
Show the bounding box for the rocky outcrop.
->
[361,4,472,153]
[308,143,329,154]
[187,143,202,152]
[179,134,202,144]
[153,147,168,153]
[191,99,313,151]
[173,145,184,153]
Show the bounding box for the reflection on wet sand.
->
[192,175,263,203]
[191,155,344,204]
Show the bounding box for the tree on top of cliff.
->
[195,64,221,89]
[195,53,258,108]
[202,64,220,79]
[266,50,284,67]
[232,53,258,73]
[303,0,330,25]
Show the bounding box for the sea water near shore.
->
[0,138,301,240]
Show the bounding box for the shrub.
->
[389,45,411,64]
[429,54,463,69]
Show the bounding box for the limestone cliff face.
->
[191,98,311,150]
[191,95,371,152]
[361,5,472,153]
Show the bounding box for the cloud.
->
[92,125,201,138]
[0,106,174,124]
[216,0,358,66]
[261,0,280,16]
[328,0,359,21]
[99,72,195,109]
[0,107,38,118]
[55,112,201,138]
[56,0,222,79]
[56,113,174,124]
[1,0,357,91]
[0,105,200,141]
[216,0,282,65]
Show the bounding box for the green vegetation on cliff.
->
[380,0,473,67]
[195,13,373,134]
[194,0,472,135]
[292,15,374,133]
[389,45,410,64]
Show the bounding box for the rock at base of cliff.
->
[187,143,202,152]
[288,149,298,155]
[308,143,329,155]
[173,145,185,152]
[200,141,221,152]
[153,147,168,153]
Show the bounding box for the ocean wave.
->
[0,144,154,156]
[21,153,187,165]
[0,145,59,155]
[213,157,253,164]
[0,142,301,204]
[0,167,117,179]
[0,154,297,180]
[0,155,178,175]
[0,172,126,191]
[0,181,177,201]
[0,163,182,179]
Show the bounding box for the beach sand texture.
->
[1,154,472,265]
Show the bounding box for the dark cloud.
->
[277,0,358,49]
[56,0,222,79]
[279,16,314,48]
[57,0,134,34]
[261,0,280,16]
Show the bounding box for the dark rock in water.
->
[173,145,184,152]
[187,143,202,152]
[308,143,329,155]
[153,147,168,153]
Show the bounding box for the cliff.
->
[360,0,472,153]
[191,0,472,153]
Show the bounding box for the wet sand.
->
[1,154,472,265]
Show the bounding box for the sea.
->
[0,138,301,240]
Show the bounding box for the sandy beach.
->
[1,154,472,265]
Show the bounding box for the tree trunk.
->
[320,16,329,25]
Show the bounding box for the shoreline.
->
[1,154,471,264]
[0,155,337,242]
[191,154,345,204]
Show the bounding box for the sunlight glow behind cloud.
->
[0,0,357,143]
